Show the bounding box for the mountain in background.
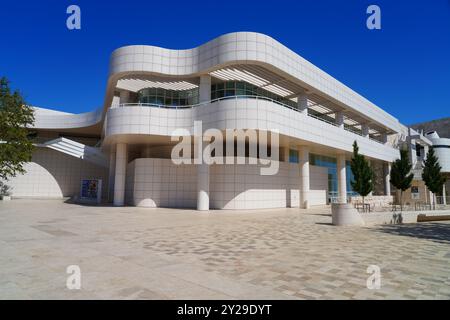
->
[410,117,450,138]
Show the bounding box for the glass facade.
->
[211,81,297,108]
[137,87,199,106]
[309,153,355,199]
[136,81,299,108]
[289,149,299,163]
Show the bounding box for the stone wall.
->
[125,158,329,209]
[4,147,108,199]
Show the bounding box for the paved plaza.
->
[1,200,450,300]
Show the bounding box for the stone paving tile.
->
[0,200,450,299]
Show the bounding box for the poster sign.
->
[80,179,102,204]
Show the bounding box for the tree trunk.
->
[362,196,365,213]
[400,190,403,212]
[433,193,436,210]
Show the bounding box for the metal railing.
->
[344,126,363,137]
[115,95,384,143]
[369,136,383,144]
[307,112,339,127]
[435,196,450,205]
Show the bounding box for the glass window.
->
[226,81,235,89]
[236,88,245,96]
[137,87,199,106]
[225,89,234,97]
[289,149,299,163]
[155,97,164,105]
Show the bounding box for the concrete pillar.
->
[297,92,308,114]
[108,151,116,202]
[199,75,211,103]
[361,124,369,138]
[381,133,388,144]
[196,135,209,211]
[196,75,211,211]
[113,143,128,206]
[141,146,152,158]
[298,146,310,209]
[337,154,347,203]
[284,146,292,207]
[111,95,120,108]
[119,90,130,105]
[384,162,391,196]
[335,111,344,129]
[443,184,447,205]
[284,146,290,162]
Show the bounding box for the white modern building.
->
[6,32,434,210]
[424,131,450,204]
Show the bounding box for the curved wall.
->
[105,99,399,162]
[125,158,328,209]
[32,107,103,130]
[430,137,450,172]
[5,148,108,199]
[108,32,401,133]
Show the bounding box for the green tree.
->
[350,141,374,211]
[422,147,446,209]
[390,149,413,211]
[0,77,35,181]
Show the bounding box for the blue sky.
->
[1,0,449,125]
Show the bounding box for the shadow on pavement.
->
[374,222,450,244]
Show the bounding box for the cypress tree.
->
[422,147,446,209]
[390,149,413,211]
[350,141,374,211]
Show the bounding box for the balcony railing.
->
[115,95,384,144]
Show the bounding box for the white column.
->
[361,124,369,138]
[443,184,447,205]
[196,135,209,211]
[298,146,310,209]
[297,92,308,114]
[381,133,388,144]
[196,75,211,211]
[113,143,127,206]
[111,95,120,108]
[119,90,130,105]
[284,146,290,162]
[335,111,344,129]
[337,154,347,203]
[141,146,152,158]
[384,162,391,196]
[284,146,291,207]
[199,75,211,102]
[108,150,116,202]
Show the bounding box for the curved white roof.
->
[107,32,401,133]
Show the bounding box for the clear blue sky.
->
[1,0,449,125]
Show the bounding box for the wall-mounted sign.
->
[80,179,102,204]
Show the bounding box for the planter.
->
[0,195,11,201]
[331,203,365,226]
